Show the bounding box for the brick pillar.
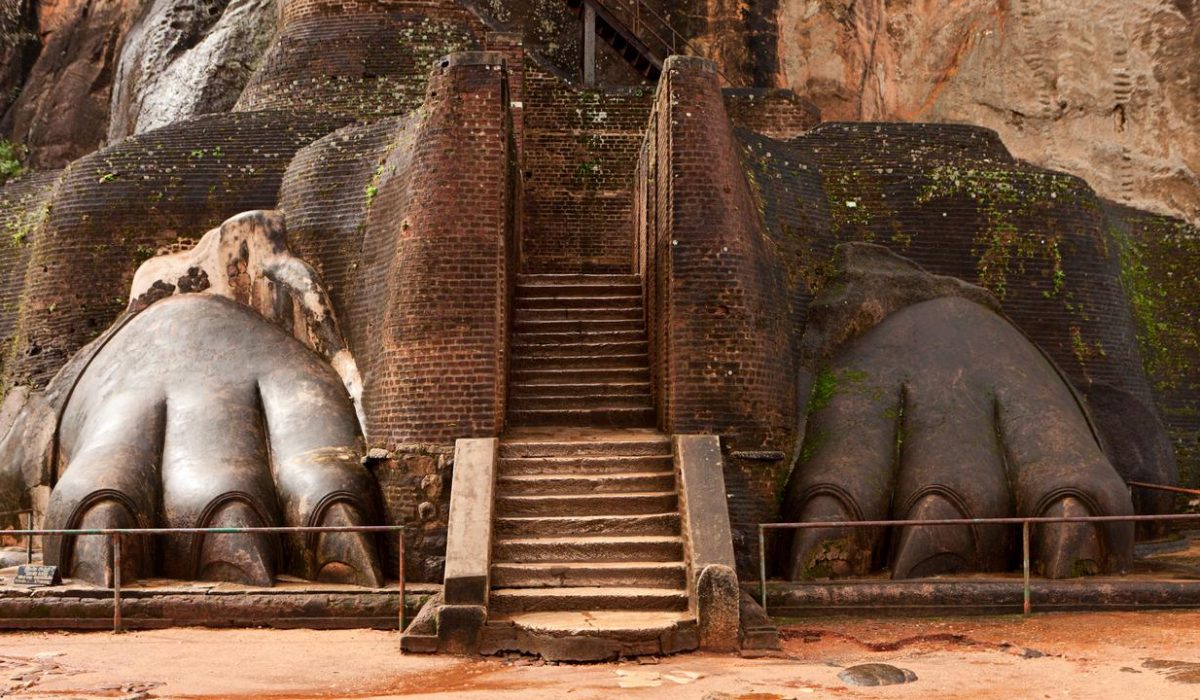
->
[373,52,513,444]
[646,56,796,452]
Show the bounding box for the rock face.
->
[774,0,1200,227]
[107,0,278,139]
[0,0,140,168]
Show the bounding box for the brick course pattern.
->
[1105,203,1200,490]
[0,170,61,386]
[2,111,348,392]
[236,0,487,118]
[519,64,653,273]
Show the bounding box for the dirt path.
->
[0,611,1197,699]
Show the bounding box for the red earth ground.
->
[0,611,1197,699]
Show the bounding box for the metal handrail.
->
[4,524,407,633]
[580,0,737,85]
[757,511,1200,619]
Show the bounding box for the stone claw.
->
[1037,496,1103,578]
[891,493,975,579]
[787,494,868,580]
[314,502,384,587]
[69,500,145,587]
[197,500,276,587]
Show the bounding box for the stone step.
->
[515,282,642,299]
[513,329,647,345]
[492,536,684,563]
[513,318,644,334]
[489,587,689,613]
[511,340,649,357]
[480,611,698,661]
[514,307,643,322]
[508,394,652,412]
[490,561,687,589]
[510,367,650,384]
[507,406,655,428]
[517,274,640,286]
[497,471,675,497]
[511,353,648,371]
[494,513,681,538]
[499,436,670,458]
[496,492,678,517]
[509,381,651,399]
[499,454,673,475]
[515,295,643,310]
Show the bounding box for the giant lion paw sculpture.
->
[0,211,384,587]
[782,244,1135,580]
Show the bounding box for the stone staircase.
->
[481,429,699,659]
[508,274,655,428]
[564,0,666,79]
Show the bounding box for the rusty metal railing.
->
[758,511,1200,619]
[2,524,406,633]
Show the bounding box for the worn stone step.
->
[490,561,687,589]
[489,586,689,613]
[513,329,647,345]
[494,513,681,538]
[492,536,684,563]
[514,307,643,322]
[515,295,643,310]
[512,353,648,371]
[499,453,673,475]
[510,367,650,384]
[509,394,652,412]
[509,381,651,398]
[517,274,640,286]
[480,611,698,661]
[512,340,649,357]
[508,406,655,428]
[516,282,642,299]
[496,492,678,517]
[513,318,644,334]
[497,471,675,497]
[499,435,670,458]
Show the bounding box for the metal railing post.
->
[398,530,406,633]
[24,511,32,564]
[112,534,123,633]
[1022,520,1031,616]
[758,525,767,616]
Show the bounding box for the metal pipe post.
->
[24,511,32,564]
[112,534,123,633]
[1022,521,1031,616]
[398,530,406,633]
[758,526,767,617]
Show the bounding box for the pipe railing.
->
[758,511,1200,619]
[0,524,406,633]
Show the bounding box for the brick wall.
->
[3,111,348,392]
[723,88,819,139]
[634,57,814,570]
[1105,203,1200,491]
[236,0,487,118]
[0,169,61,389]
[519,63,653,273]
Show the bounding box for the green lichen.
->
[916,165,1074,299]
[0,140,22,183]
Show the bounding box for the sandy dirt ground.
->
[0,611,1197,699]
